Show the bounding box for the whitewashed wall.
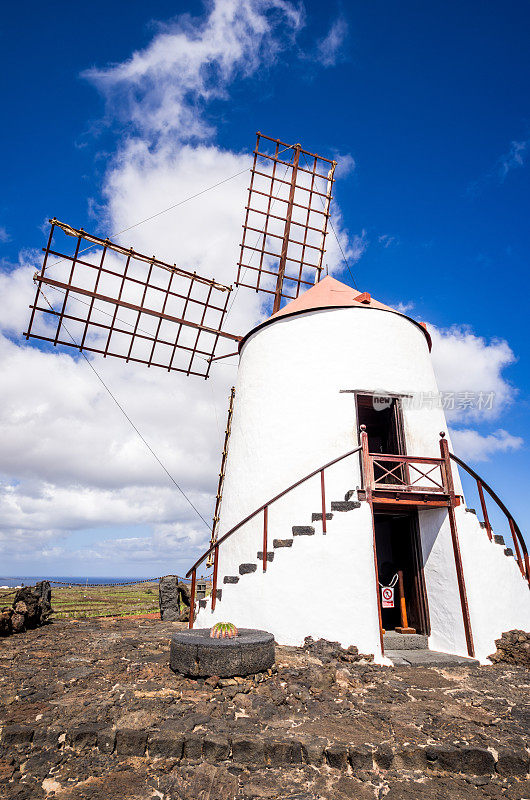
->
[421,504,530,662]
[216,306,450,584]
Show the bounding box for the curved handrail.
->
[186,445,362,578]
[450,451,530,584]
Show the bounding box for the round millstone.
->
[169,628,275,677]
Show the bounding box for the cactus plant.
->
[210,621,238,639]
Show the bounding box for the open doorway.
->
[356,393,406,455]
[374,510,430,635]
[356,393,407,485]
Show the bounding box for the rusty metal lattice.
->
[24,220,241,378]
[371,455,446,493]
[236,132,337,313]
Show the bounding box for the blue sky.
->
[1,0,529,577]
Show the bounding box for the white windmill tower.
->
[24,133,530,664]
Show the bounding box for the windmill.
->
[23,131,530,664]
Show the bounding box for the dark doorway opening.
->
[356,394,407,485]
[374,510,430,635]
[356,394,406,455]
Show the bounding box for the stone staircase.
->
[198,498,361,610]
[465,507,519,560]
[218,500,361,588]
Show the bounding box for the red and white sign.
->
[381,586,395,609]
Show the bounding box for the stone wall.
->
[159,575,190,621]
[0,581,52,636]
[488,629,530,667]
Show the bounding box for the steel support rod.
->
[477,480,493,541]
[361,425,384,653]
[447,503,475,657]
[211,547,219,611]
[440,433,474,657]
[509,517,525,576]
[263,506,268,572]
[189,570,196,630]
[368,497,385,655]
[320,470,327,534]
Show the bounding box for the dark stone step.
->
[465,508,476,515]
[312,512,333,522]
[239,563,257,575]
[344,489,357,501]
[383,632,428,650]
[494,535,505,545]
[199,599,207,609]
[215,589,222,600]
[273,539,293,548]
[504,548,514,557]
[387,650,479,667]
[292,526,315,536]
[331,501,361,512]
[256,551,274,562]
[223,576,239,584]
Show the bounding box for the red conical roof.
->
[265,275,431,350]
[271,275,398,318]
[239,275,431,351]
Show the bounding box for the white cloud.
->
[378,234,397,249]
[429,324,517,424]
[499,139,528,180]
[449,428,523,462]
[428,324,522,463]
[315,16,348,67]
[333,153,356,178]
[394,300,414,314]
[468,135,529,194]
[83,0,304,142]
[0,226,10,243]
[348,229,368,264]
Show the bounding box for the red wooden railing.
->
[367,452,447,493]
[449,452,530,586]
[185,445,362,628]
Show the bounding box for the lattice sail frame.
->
[236,132,337,313]
[24,220,241,378]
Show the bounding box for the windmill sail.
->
[236,133,337,313]
[24,219,241,378]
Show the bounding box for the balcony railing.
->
[368,453,447,494]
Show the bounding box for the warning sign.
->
[381,586,395,609]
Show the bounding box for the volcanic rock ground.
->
[1,618,529,799]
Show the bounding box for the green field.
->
[50,582,160,619]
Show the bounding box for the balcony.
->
[359,450,454,507]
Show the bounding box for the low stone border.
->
[2,724,529,779]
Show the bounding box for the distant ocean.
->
[0,576,159,588]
